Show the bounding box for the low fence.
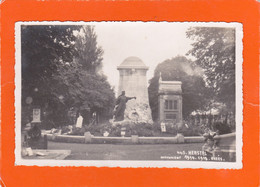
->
[44,132,205,144]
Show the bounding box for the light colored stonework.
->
[116,56,153,125]
[158,74,183,123]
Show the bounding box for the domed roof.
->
[117,56,148,70]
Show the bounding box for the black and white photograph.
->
[15,22,243,168]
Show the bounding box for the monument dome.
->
[117,56,148,70]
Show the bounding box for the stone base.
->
[110,119,152,127]
[110,100,153,126]
[124,100,153,124]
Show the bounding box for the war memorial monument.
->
[113,56,154,125]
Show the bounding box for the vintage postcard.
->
[2,0,259,186]
[15,21,243,169]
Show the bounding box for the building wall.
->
[158,94,182,123]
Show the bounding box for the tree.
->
[72,26,115,121]
[21,25,81,126]
[148,56,209,121]
[74,26,104,73]
[21,25,115,128]
[186,27,235,111]
[80,74,115,120]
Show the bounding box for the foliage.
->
[212,122,231,135]
[80,73,115,120]
[66,123,156,137]
[54,121,204,137]
[54,26,115,120]
[56,62,115,121]
[178,124,204,136]
[21,25,80,99]
[21,25,115,128]
[22,25,81,126]
[104,123,155,137]
[186,27,235,112]
[75,26,104,73]
[148,56,210,120]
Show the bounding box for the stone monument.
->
[158,73,182,124]
[115,56,153,124]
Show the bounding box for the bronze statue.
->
[114,91,136,121]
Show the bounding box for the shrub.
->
[178,124,204,136]
[61,126,71,134]
[56,121,205,137]
[165,125,178,136]
[212,122,231,135]
[134,125,154,137]
[70,126,87,136]
[108,126,121,137]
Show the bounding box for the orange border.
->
[1,0,259,186]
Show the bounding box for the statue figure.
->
[114,91,136,121]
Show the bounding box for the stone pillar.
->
[84,132,92,143]
[131,135,139,144]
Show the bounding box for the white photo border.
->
[15,21,243,169]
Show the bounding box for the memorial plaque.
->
[32,108,41,123]
[161,122,166,132]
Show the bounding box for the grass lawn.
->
[47,141,218,161]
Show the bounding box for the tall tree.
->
[72,26,115,120]
[148,56,209,120]
[186,27,235,111]
[21,25,115,127]
[75,26,104,73]
[21,25,81,126]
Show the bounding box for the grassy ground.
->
[47,141,211,161]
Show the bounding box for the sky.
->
[89,22,194,93]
